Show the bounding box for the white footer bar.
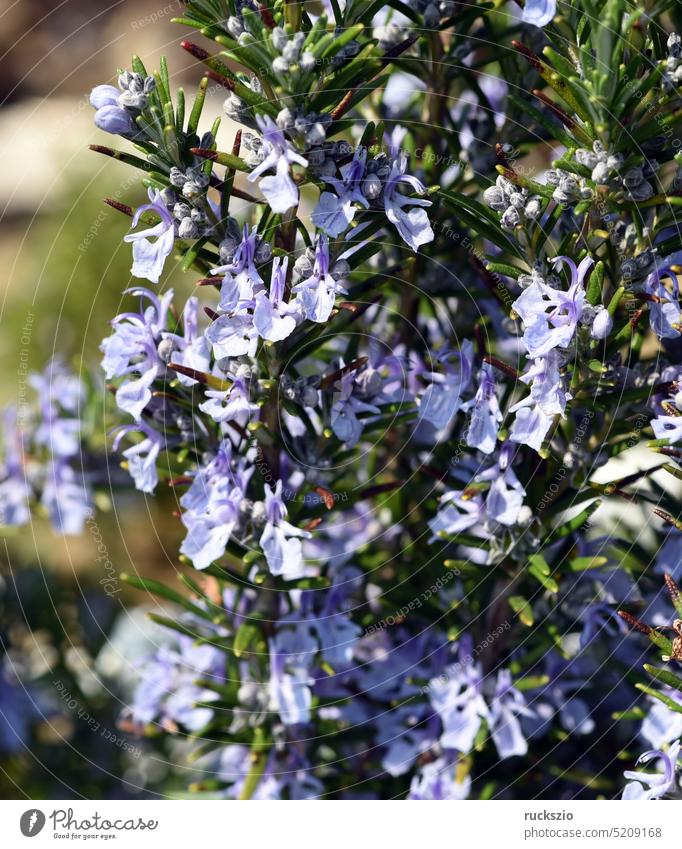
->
[0,799,671,849]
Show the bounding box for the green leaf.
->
[121,573,210,620]
[233,622,263,659]
[636,682,682,715]
[509,595,534,626]
[569,555,608,572]
[644,664,682,695]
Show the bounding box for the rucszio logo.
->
[20,809,46,837]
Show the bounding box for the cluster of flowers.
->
[8,0,682,801]
[0,360,91,534]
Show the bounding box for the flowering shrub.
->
[7,0,682,799]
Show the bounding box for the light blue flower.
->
[509,403,553,452]
[179,441,247,570]
[419,340,474,430]
[509,350,570,452]
[268,644,313,726]
[383,153,434,251]
[41,459,91,535]
[428,490,485,539]
[211,225,265,313]
[101,288,173,420]
[645,266,681,339]
[330,368,381,447]
[522,0,556,27]
[292,235,348,323]
[429,643,489,753]
[513,256,593,357]
[205,309,259,359]
[248,116,308,213]
[623,740,681,799]
[89,84,136,135]
[0,407,31,527]
[488,669,533,758]
[161,296,211,387]
[312,148,369,237]
[112,422,164,493]
[641,692,682,749]
[466,364,501,454]
[591,307,613,339]
[199,377,259,424]
[409,755,471,800]
[253,257,300,342]
[124,189,175,284]
[476,444,526,526]
[260,481,310,579]
[130,637,223,732]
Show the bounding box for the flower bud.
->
[590,308,613,340]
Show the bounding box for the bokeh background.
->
[0,0,232,799]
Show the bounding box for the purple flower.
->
[124,189,175,284]
[248,116,308,213]
[477,444,526,526]
[512,256,593,357]
[260,481,311,579]
[130,637,224,732]
[41,459,91,535]
[409,755,471,800]
[466,364,501,454]
[623,741,681,800]
[112,421,164,493]
[101,288,173,420]
[330,368,381,447]
[89,85,136,135]
[383,153,434,252]
[212,225,265,313]
[253,257,300,342]
[161,297,211,387]
[428,642,489,753]
[312,148,369,237]
[428,490,485,539]
[522,0,556,27]
[205,309,259,359]
[509,403,553,452]
[509,350,570,452]
[179,441,247,570]
[645,266,681,339]
[419,340,474,429]
[488,669,533,758]
[0,407,31,527]
[292,234,348,323]
[591,307,613,339]
[268,643,313,726]
[199,377,259,425]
